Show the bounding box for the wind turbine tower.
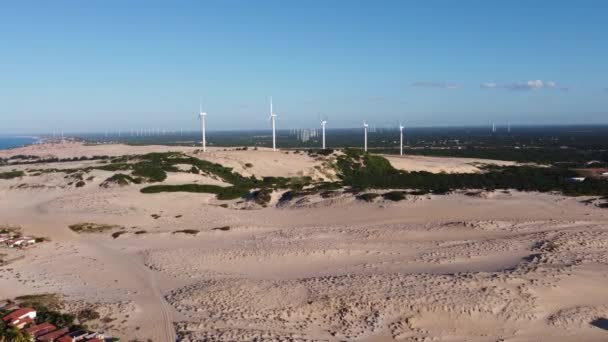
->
[492,122,496,133]
[399,122,404,156]
[363,121,369,152]
[269,97,277,151]
[320,116,327,149]
[199,100,207,152]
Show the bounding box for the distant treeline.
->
[0,155,112,166]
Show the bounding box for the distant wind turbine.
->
[399,122,404,156]
[320,114,327,149]
[269,97,277,151]
[199,99,207,152]
[363,121,369,152]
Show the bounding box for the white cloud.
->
[411,81,462,89]
[481,80,564,91]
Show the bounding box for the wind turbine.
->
[269,97,277,151]
[492,122,496,133]
[198,100,207,152]
[399,122,404,156]
[363,121,369,152]
[320,114,327,149]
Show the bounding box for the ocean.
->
[0,136,38,150]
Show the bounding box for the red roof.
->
[2,307,35,322]
[24,322,56,336]
[38,327,69,341]
[9,316,33,327]
[57,336,73,342]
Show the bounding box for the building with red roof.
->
[37,327,69,341]
[24,321,57,337]
[8,315,33,329]
[2,307,36,323]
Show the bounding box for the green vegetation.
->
[69,223,123,233]
[141,183,229,194]
[100,173,143,187]
[356,193,380,202]
[132,163,167,182]
[0,325,31,342]
[0,170,24,179]
[336,148,608,197]
[250,188,272,206]
[382,191,407,201]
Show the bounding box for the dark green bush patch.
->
[173,229,199,235]
[382,191,406,201]
[0,170,25,179]
[356,193,380,202]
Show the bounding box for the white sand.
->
[1,143,607,341]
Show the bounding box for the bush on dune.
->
[132,163,167,182]
[0,170,25,179]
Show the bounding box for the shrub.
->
[132,163,167,182]
[78,308,100,322]
[141,184,225,194]
[100,173,140,187]
[172,229,199,235]
[250,188,272,206]
[111,231,126,239]
[382,191,406,201]
[356,193,379,202]
[69,223,122,233]
[0,170,24,179]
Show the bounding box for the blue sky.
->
[1,0,607,134]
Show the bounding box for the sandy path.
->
[79,239,177,341]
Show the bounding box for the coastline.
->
[0,136,41,151]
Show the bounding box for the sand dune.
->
[1,143,608,341]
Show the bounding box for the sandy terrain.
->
[383,154,516,173]
[1,142,607,341]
